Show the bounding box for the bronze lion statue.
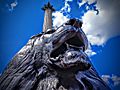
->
[0,19,110,90]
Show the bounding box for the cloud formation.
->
[52,0,72,27]
[6,0,18,11]
[82,10,107,46]
[82,0,120,46]
[77,0,95,6]
[85,44,96,56]
[101,74,120,87]
[52,11,69,28]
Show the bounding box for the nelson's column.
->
[0,2,111,90]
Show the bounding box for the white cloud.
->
[80,0,120,56]
[52,0,73,27]
[52,11,69,27]
[85,49,96,56]
[77,0,96,7]
[61,0,72,13]
[101,74,120,87]
[82,10,107,46]
[101,75,111,84]
[111,75,120,86]
[7,0,18,11]
[85,44,96,56]
[82,0,120,46]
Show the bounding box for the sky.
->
[0,0,120,89]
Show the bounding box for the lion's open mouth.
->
[50,27,88,58]
[49,28,90,71]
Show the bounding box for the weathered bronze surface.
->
[0,19,110,90]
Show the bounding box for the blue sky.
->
[0,0,120,89]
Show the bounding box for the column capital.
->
[41,2,55,12]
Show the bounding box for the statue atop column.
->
[0,2,111,90]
